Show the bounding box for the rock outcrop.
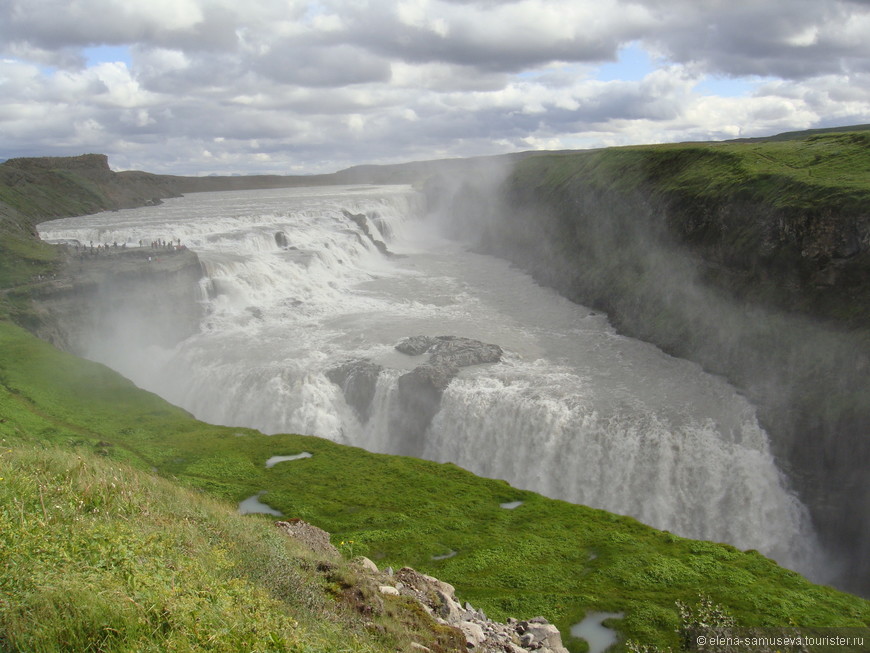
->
[341,209,394,257]
[326,359,384,423]
[275,519,340,558]
[30,246,204,356]
[276,519,570,653]
[389,566,569,653]
[392,336,503,456]
[325,337,503,449]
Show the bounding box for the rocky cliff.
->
[432,132,870,596]
[29,246,204,358]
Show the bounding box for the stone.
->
[355,556,378,573]
[523,623,568,653]
[395,335,437,356]
[274,520,340,558]
[325,358,382,423]
[458,621,485,648]
[378,585,399,596]
[391,335,503,456]
[410,644,431,652]
[435,590,464,624]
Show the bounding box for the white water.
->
[39,184,827,579]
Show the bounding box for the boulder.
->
[274,519,340,558]
[458,621,485,648]
[378,585,400,596]
[391,336,503,455]
[326,359,383,423]
[355,556,379,573]
[395,335,437,356]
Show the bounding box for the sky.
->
[2,0,870,175]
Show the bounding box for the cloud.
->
[1,0,869,173]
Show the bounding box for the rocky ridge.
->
[275,519,571,653]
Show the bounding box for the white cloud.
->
[0,0,869,173]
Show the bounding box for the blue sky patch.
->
[83,45,132,68]
[595,42,654,82]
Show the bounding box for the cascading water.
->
[39,184,828,581]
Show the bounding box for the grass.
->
[0,438,478,652]
[0,319,867,652]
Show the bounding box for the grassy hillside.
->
[1,442,446,653]
[0,320,868,652]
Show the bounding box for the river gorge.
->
[38,183,833,587]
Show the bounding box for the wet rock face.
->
[326,359,383,423]
[341,209,393,257]
[392,336,503,456]
[325,337,502,455]
[396,336,503,374]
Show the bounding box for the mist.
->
[424,159,869,595]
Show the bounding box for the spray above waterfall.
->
[39,183,830,583]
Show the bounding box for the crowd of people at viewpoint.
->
[72,238,186,259]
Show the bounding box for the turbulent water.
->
[40,184,828,579]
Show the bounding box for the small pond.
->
[238,491,283,516]
[570,611,623,653]
[265,452,313,468]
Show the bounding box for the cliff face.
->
[434,133,870,596]
[0,154,202,352]
[29,247,204,358]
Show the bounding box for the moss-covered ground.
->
[514,131,870,201]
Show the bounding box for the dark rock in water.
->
[275,231,289,248]
[391,336,503,456]
[341,209,393,257]
[428,335,503,368]
[326,359,383,423]
[395,335,437,356]
[395,335,503,366]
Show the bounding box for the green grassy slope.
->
[0,442,403,653]
[0,320,867,652]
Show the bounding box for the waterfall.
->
[38,184,829,582]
